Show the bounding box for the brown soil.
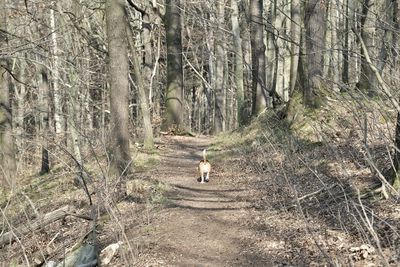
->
[128,135,272,266]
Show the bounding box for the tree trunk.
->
[231,0,245,126]
[127,25,154,149]
[342,0,350,85]
[106,0,133,181]
[358,0,377,95]
[50,2,63,134]
[250,0,269,115]
[14,58,26,152]
[289,0,301,95]
[214,1,225,133]
[330,1,340,91]
[0,1,17,189]
[273,0,291,103]
[393,112,400,189]
[38,70,50,175]
[303,0,326,107]
[163,0,184,131]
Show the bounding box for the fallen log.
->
[0,205,72,246]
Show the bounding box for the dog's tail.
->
[203,149,207,161]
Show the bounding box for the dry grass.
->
[214,91,400,266]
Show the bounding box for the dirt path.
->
[132,136,271,266]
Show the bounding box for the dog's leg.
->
[201,172,205,183]
[205,172,209,182]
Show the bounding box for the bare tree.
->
[106,0,133,181]
[302,0,326,107]
[0,0,16,189]
[38,69,50,175]
[214,1,226,133]
[163,0,184,131]
[231,0,246,125]
[289,0,301,95]
[358,0,377,95]
[49,1,63,134]
[250,0,269,115]
[127,16,154,149]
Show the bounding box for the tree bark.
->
[273,0,291,103]
[303,0,326,107]
[50,2,63,134]
[231,0,245,126]
[14,58,26,152]
[38,70,50,175]
[163,0,184,131]
[0,1,17,189]
[106,0,133,180]
[358,0,377,95]
[342,0,350,85]
[127,25,154,149]
[250,0,269,115]
[214,1,225,133]
[289,0,301,95]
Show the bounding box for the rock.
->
[100,241,123,265]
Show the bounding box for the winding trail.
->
[133,136,271,266]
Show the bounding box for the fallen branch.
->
[0,205,72,246]
[297,184,337,201]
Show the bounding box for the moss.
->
[393,173,400,191]
[133,151,160,172]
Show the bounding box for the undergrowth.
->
[214,92,400,265]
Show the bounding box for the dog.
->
[198,149,211,183]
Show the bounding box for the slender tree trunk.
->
[250,0,270,115]
[214,1,225,133]
[323,1,331,79]
[14,58,26,152]
[290,0,302,96]
[38,70,50,175]
[330,2,340,91]
[231,0,245,126]
[266,1,275,103]
[0,1,17,189]
[393,112,400,189]
[273,0,291,103]
[392,0,399,67]
[50,3,63,134]
[342,0,350,85]
[68,73,83,168]
[127,26,154,149]
[106,0,133,181]
[163,0,184,131]
[359,0,377,95]
[142,9,153,104]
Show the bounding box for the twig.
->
[352,28,400,113]
[356,190,390,267]
[126,0,146,15]
[297,184,337,201]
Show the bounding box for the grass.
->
[133,149,160,172]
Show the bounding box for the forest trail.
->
[132,135,271,266]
